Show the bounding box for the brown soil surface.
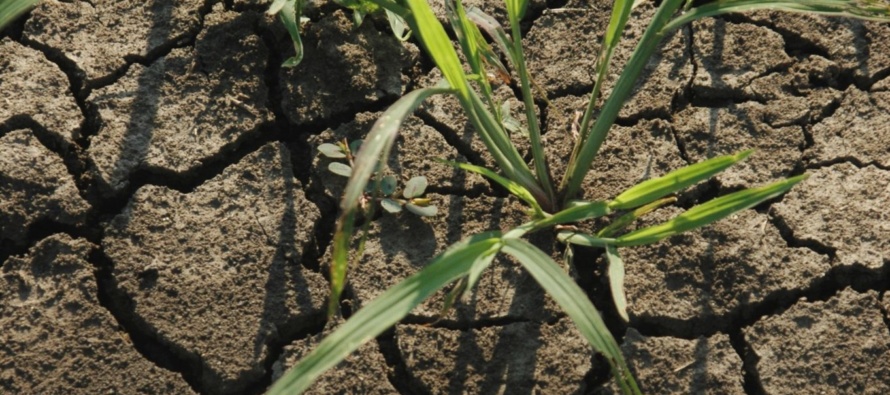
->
[2,0,889,394]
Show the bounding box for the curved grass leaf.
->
[605,245,629,322]
[268,233,503,395]
[665,0,890,32]
[404,0,470,100]
[599,197,677,238]
[274,0,306,68]
[330,87,452,315]
[616,174,808,246]
[557,231,617,248]
[610,150,753,210]
[501,238,640,394]
[531,201,611,231]
[385,9,411,41]
[0,0,40,31]
[438,159,544,217]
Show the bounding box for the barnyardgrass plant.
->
[268,0,890,393]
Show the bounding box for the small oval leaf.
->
[406,203,437,217]
[328,162,353,177]
[380,198,403,213]
[381,175,397,196]
[403,176,428,198]
[318,143,346,158]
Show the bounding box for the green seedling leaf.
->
[501,238,640,394]
[605,245,629,322]
[599,197,677,238]
[505,0,529,23]
[532,201,611,231]
[406,203,438,217]
[330,87,451,315]
[385,9,411,41]
[557,231,617,248]
[0,0,40,31]
[616,174,809,246]
[438,159,544,217]
[318,143,346,159]
[404,0,470,100]
[380,198,403,213]
[665,0,890,32]
[268,233,503,395]
[610,150,753,210]
[267,0,288,14]
[380,175,397,196]
[328,162,353,177]
[276,0,305,68]
[403,176,428,198]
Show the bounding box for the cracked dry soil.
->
[1,0,889,394]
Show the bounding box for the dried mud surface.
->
[2,0,889,394]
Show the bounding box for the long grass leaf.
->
[609,150,753,210]
[269,234,503,395]
[665,0,890,32]
[616,174,808,246]
[532,201,611,230]
[501,238,640,394]
[438,159,544,217]
[404,0,471,100]
[275,0,305,68]
[329,87,451,314]
[561,0,688,201]
[605,245,629,322]
[557,231,617,248]
[0,0,41,31]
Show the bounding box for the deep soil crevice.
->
[728,329,767,395]
[377,328,434,395]
[803,156,890,172]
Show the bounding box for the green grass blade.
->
[385,9,411,41]
[557,231,617,248]
[273,0,305,68]
[575,0,635,156]
[616,174,809,246]
[665,0,890,32]
[605,245,629,322]
[501,238,640,394]
[437,159,544,217]
[404,0,471,100]
[561,0,687,202]
[269,233,503,395]
[329,87,451,314]
[506,0,556,206]
[532,201,611,230]
[609,150,753,210]
[598,197,677,237]
[0,0,40,31]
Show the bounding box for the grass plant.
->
[267,0,890,393]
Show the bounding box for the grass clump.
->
[265,0,890,393]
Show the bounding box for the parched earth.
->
[2,0,889,394]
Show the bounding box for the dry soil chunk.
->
[621,209,829,332]
[0,38,81,144]
[596,329,744,394]
[773,163,890,270]
[673,105,805,189]
[397,318,593,394]
[103,143,327,394]
[0,129,89,246]
[280,10,408,124]
[746,12,890,85]
[691,19,793,99]
[809,87,890,167]
[0,234,195,394]
[340,194,560,323]
[87,6,270,196]
[23,0,203,85]
[745,288,890,394]
[272,318,397,394]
